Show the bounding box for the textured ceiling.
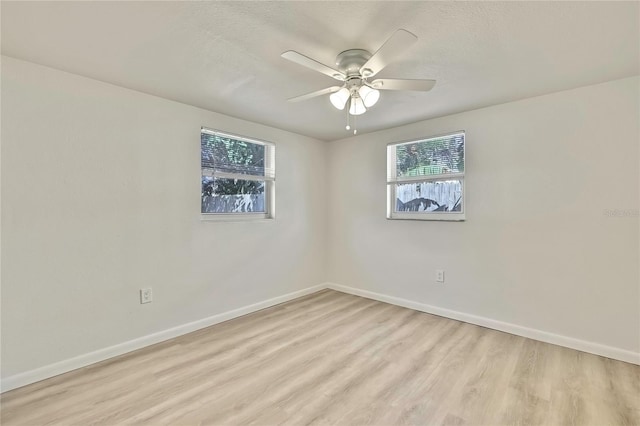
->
[2,1,639,141]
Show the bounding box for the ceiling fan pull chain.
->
[346,102,351,131]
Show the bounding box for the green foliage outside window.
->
[201,133,265,196]
[395,135,464,177]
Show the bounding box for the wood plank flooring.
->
[1,289,639,425]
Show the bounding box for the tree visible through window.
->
[387,132,465,220]
[201,128,275,217]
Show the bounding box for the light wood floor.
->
[1,290,639,425]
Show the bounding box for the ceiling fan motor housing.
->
[335,49,372,77]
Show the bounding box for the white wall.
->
[1,56,327,379]
[327,77,640,355]
[2,54,638,385]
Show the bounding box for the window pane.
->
[395,133,464,178]
[201,133,265,177]
[201,176,265,213]
[395,180,463,213]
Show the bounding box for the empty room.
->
[1,1,639,425]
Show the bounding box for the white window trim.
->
[386,131,465,221]
[201,127,275,221]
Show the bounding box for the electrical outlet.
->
[435,270,445,283]
[140,288,153,304]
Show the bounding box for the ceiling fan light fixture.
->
[282,29,435,132]
[329,87,350,110]
[349,95,367,115]
[358,85,380,108]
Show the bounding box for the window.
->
[201,128,275,219]
[387,132,465,221]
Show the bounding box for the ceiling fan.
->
[281,29,436,133]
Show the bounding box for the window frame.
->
[386,131,466,221]
[201,127,275,221]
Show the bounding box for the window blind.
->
[387,132,464,184]
[201,128,275,181]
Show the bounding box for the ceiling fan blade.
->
[360,29,418,78]
[370,78,436,92]
[281,51,346,81]
[287,86,342,102]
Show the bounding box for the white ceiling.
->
[2,1,639,141]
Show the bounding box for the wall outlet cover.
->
[140,288,153,304]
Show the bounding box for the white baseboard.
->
[326,282,640,366]
[4,282,637,393]
[0,284,326,393]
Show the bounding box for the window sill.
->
[201,213,273,222]
[387,212,465,221]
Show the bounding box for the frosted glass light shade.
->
[349,96,367,115]
[329,88,350,110]
[359,85,380,108]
